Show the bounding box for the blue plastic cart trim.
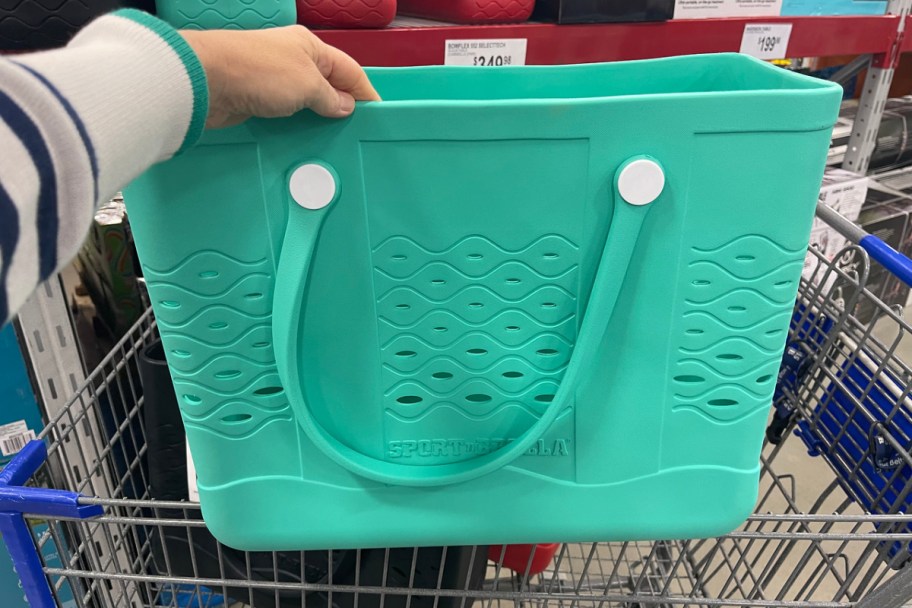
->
[815,202,912,288]
[859,235,912,288]
[0,440,102,608]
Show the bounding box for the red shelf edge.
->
[316,15,899,67]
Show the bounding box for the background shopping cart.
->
[3,213,912,607]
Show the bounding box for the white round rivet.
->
[289,163,337,210]
[618,158,665,206]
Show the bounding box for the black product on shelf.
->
[0,0,155,51]
[871,103,912,171]
[532,0,673,23]
[137,340,488,608]
[833,98,912,173]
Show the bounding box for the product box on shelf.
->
[803,169,869,287]
[854,199,912,323]
[781,0,886,16]
[298,0,396,28]
[674,0,885,19]
[0,522,78,608]
[829,175,912,323]
[866,166,912,311]
[0,325,42,464]
[400,0,534,23]
[534,0,673,23]
[828,97,912,171]
[874,163,912,195]
[0,329,78,606]
[77,196,144,338]
[674,0,781,19]
[827,104,855,166]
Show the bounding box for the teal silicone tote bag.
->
[125,54,841,551]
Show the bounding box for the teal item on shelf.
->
[155,0,296,29]
[124,54,842,551]
[0,522,78,608]
[781,0,886,15]
[0,325,42,466]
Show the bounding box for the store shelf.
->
[317,15,900,67]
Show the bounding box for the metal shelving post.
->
[844,0,912,174]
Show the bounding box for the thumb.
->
[307,76,356,118]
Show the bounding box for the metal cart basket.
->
[4,214,912,608]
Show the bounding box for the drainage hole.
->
[466,394,492,403]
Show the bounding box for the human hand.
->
[180,25,380,128]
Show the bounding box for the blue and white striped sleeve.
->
[0,9,208,324]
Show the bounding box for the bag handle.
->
[273,157,665,486]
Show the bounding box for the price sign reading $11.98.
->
[739,23,793,60]
[445,39,528,66]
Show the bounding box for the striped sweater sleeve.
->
[0,9,208,324]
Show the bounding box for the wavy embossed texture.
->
[672,235,805,424]
[144,250,290,439]
[398,0,533,23]
[374,235,578,438]
[157,0,295,29]
[297,0,394,27]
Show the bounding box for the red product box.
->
[398,0,534,23]
[298,0,396,28]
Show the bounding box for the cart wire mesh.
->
[11,241,912,608]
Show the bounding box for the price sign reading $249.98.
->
[445,39,528,66]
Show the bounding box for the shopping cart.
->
[5,209,912,607]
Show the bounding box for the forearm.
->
[0,9,208,323]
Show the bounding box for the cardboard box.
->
[0,325,41,464]
[781,0,886,16]
[0,522,79,608]
[828,98,912,170]
[873,163,912,194]
[803,169,869,286]
[534,0,673,23]
[827,173,912,323]
[76,196,143,337]
[674,0,884,19]
[0,330,79,606]
[864,167,912,311]
[674,0,780,19]
[854,199,911,323]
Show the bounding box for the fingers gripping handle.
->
[273,157,664,486]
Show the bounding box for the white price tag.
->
[740,23,793,60]
[0,420,36,457]
[445,39,527,66]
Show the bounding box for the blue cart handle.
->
[0,441,102,608]
[816,202,912,288]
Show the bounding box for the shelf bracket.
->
[843,0,912,174]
